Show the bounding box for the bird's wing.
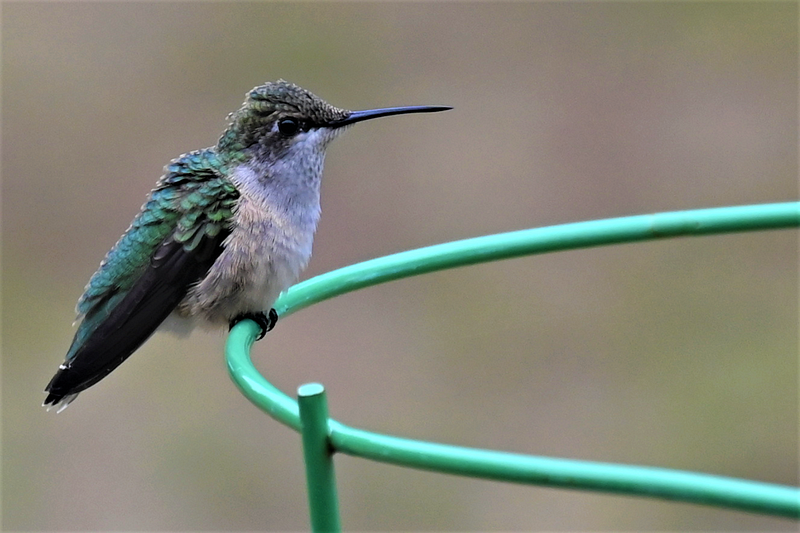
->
[44,150,239,406]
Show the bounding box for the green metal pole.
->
[273,202,800,318]
[225,202,800,519]
[298,383,342,533]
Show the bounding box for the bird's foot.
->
[229,309,278,340]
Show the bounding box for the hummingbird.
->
[44,80,450,412]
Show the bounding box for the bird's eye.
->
[277,117,301,136]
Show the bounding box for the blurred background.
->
[3,3,797,531]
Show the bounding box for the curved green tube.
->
[226,202,800,518]
[273,202,800,318]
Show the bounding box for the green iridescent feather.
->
[68,148,239,360]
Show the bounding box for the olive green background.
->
[3,2,797,530]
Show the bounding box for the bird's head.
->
[217,80,450,168]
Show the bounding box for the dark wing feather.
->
[43,227,228,405]
[44,149,239,408]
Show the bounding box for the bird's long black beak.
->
[330,105,452,128]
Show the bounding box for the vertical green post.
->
[298,383,342,533]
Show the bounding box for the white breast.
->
[173,155,323,329]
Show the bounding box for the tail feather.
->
[43,392,79,413]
